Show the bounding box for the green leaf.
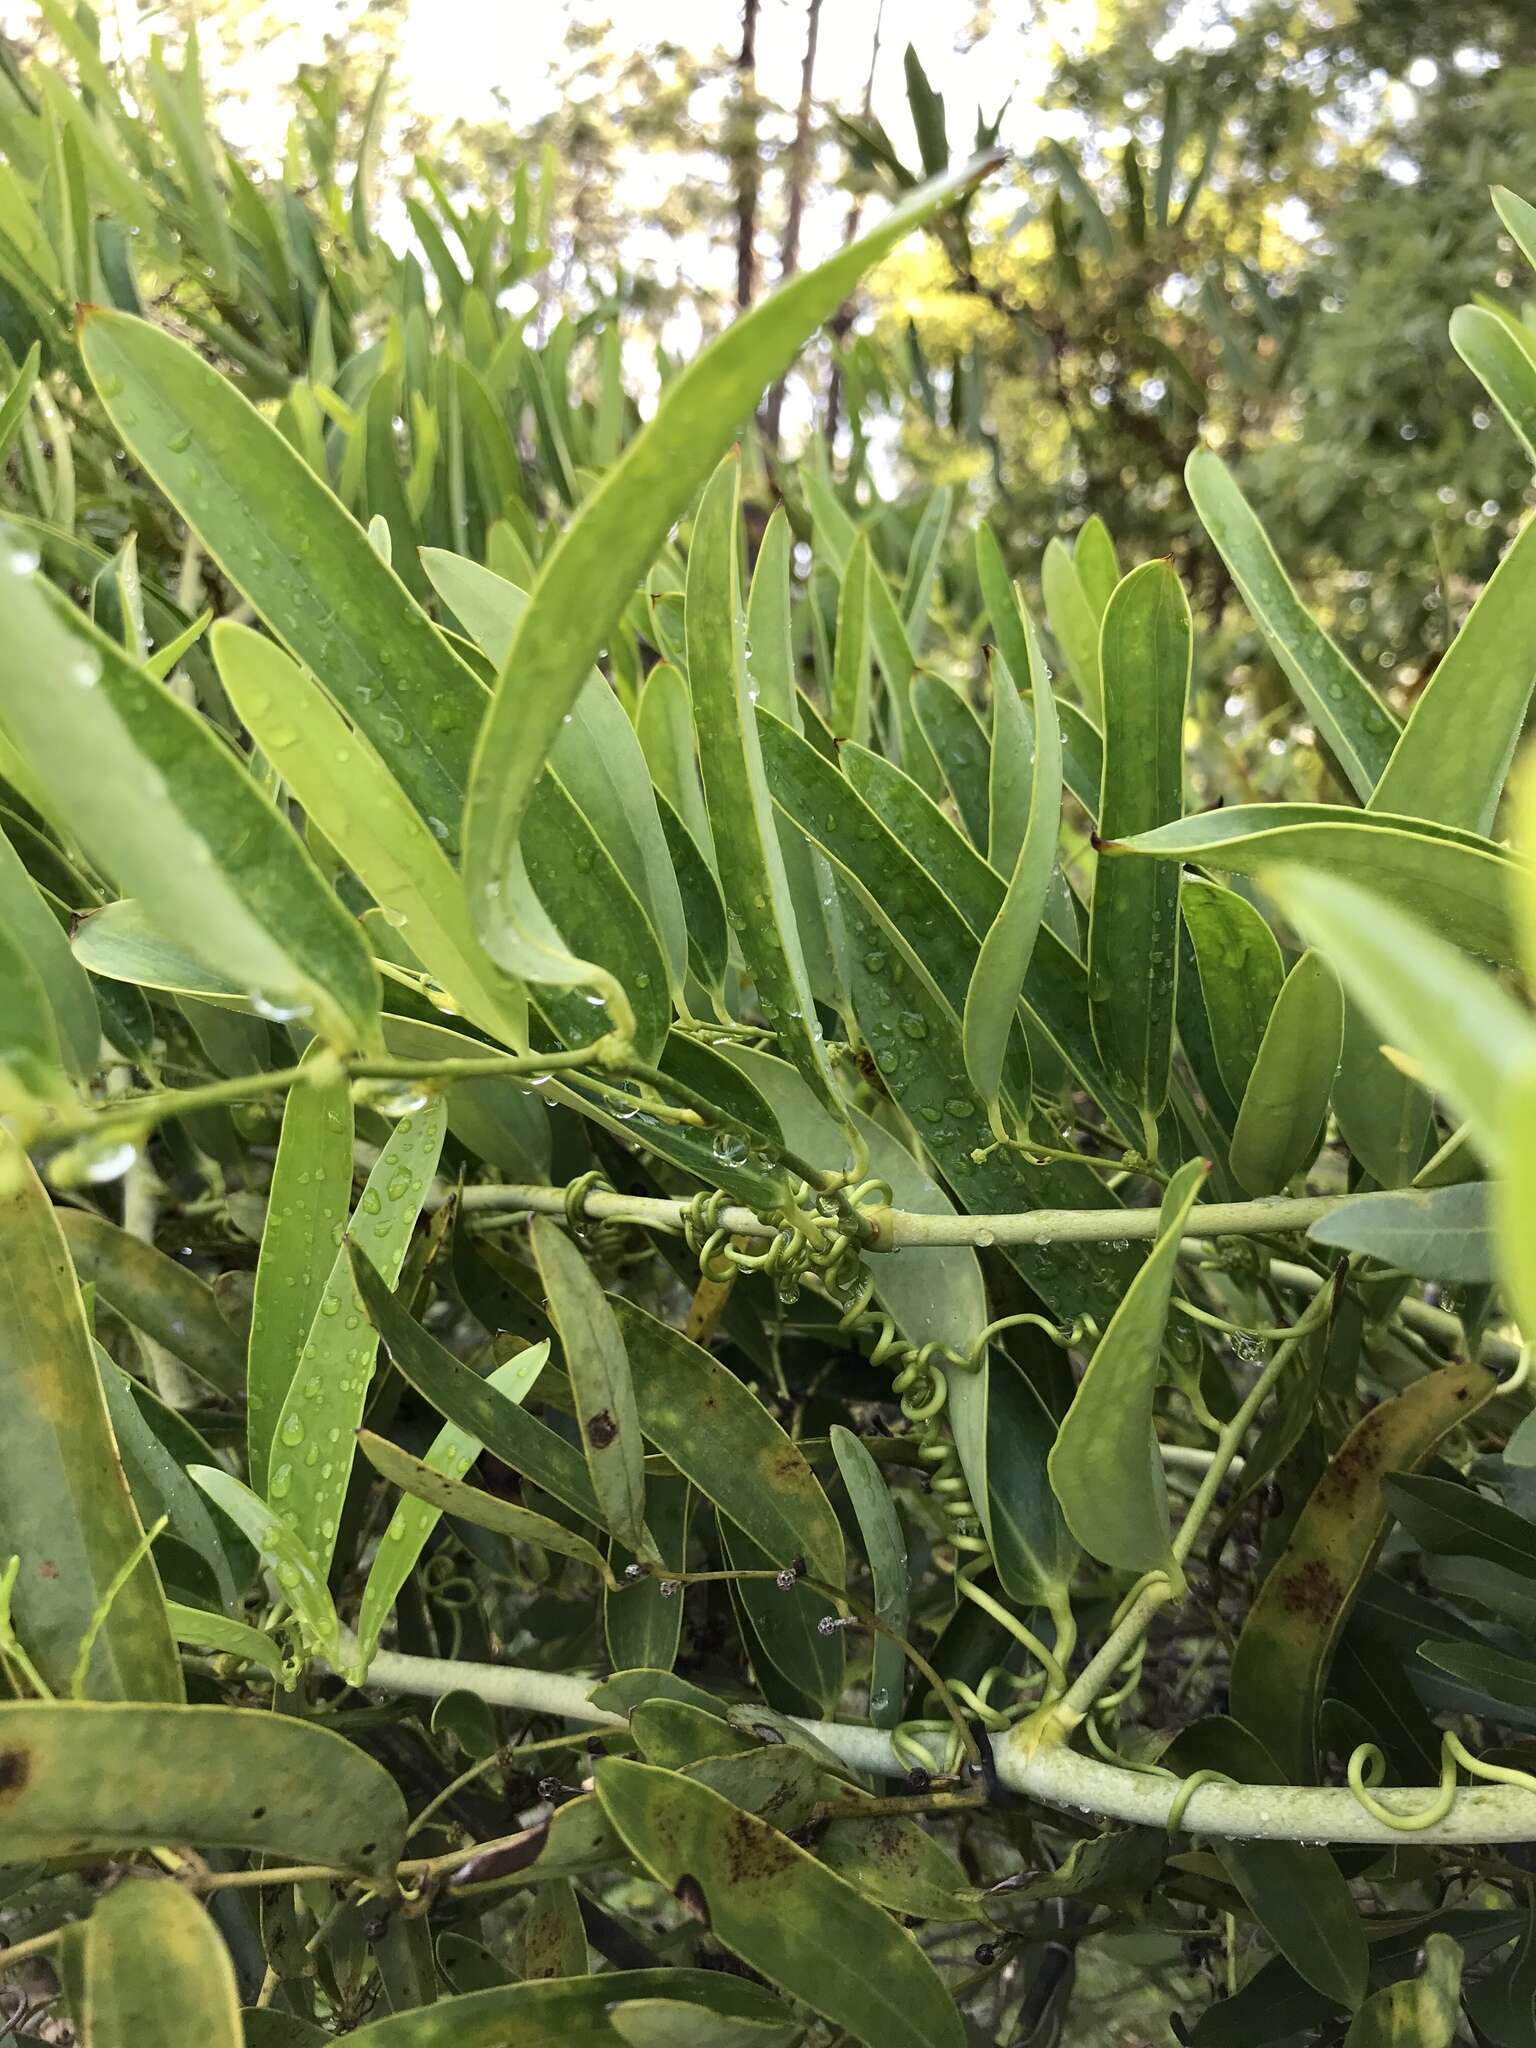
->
[1309,1183,1496,1282]
[1048,1157,1209,1574]
[608,1999,802,2048]
[345,1971,795,2046]
[1229,949,1342,1196]
[246,1043,353,1495]
[0,1139,181,1701]
[830,1426,908,1727]
[0,1698,405,1875]
[1074,516,1121,618]
[1465,1894,1536,2048]
[356,1428,614,1582]
[81,1871,241,2046]
[213,622,527,1049]
[607,1475,692,1675]
[1451,304,1536,463]
[1115,804,1524,968]
[594,1759,964,2048]
[1369,514,1536,833]
[145,32,237,295]
[462,157,1000,985]
[165,1603,287,1681]
[0,552,380,1050]
[1185,448,1398,799]
[59,1209,243,1401]
[266,1097,445,1575]
[71,899,252,1005]
[1088,560,1193,1121]
[830,532,873,743]
[965,612,1061,1135]
[352,1250,602,1525]
[1040,536,1102,715]
[1502,1058,1536,1345]
[1342,1933,1463,2048]
[1180,875,1285,1106]
[986,1353,1078,1615]
[911,671,989,846]
[190,1467,340,1663]
[0,340,40,464]
[0,917,70,1124]
[80,309,488,859]
[99,1366,246,1616]
[1266,868,1536,1169]
[530,1214,648,1556]
[1332,997,1434,1189]
[686,457,843,1121]
[380,1014,550,1179]
[0,819,97,1076]
[355,1346,550,1669]
[1416,1639,1536,1713]
[612,1299,844,1584]
[1385,1472,1536,1578]
[816,1801,978,1921]
[1229,1357,1493,1780]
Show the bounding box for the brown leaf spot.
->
[723,1806,797,1885]
[449,1819,550,1888]
[1277,1557,1341,1625]
[0,1749,29,1800]
[586,1410,618,1450]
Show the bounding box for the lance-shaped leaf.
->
[1111,804,1525,968]
[1230,1357,1493,1781]
[246,1044,353,1494]
[1181,875,1284,1107]
[352,1250,601,1526]
[1451,304,1536,464]
[0,552,380,1050]
[355,1345,550,1670]
[612,1299,844,1584]
[0,1699,405,1874]
[529,1214,648,1556]
[357,1430,615,1583]
[829,1426,908,1727]
[1041,536,1102,714]
[345,1972,796,2046]
[460,156,1000,985]
[1309,1182,1497,1282]
[1369,513,1536,834]
[1265,869,1536,1169]
[1229,949,1343,1196]
[1341,1933,1463,2048]
[214,623,528,1049]
[595,1760,964,2048]
[911,671,990,846]
[1048,1157,1209,1575]
[686,456,843,1120]
[830,531,873,743]
[191,1467,339,1662]
[965,607,1061,1135]
[266,1097,445,1576]
[0,823,97,1077]
[59,1210,242,1404]
[1186,448,1398,799]
[0,1138,181,1702]
[82,1867,241,2046]
[1088,559,1192,1121]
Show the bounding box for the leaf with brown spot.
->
[1231,1356,1495,1780]
[594,1758,963,2048]
[530,1215,650,1557]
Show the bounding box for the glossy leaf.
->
[266,1097,445,1575]
[1088,560,1193,1120]
[58,1208,243,1400]
[346,1972,794,2046]
[530,1214,648,1555]
[462,158,1000,983]
[0,1139,181,1701]
[1040,536,1101,714]
[352,1249,601,1524]
[1181,875,1284,1106]
[246,1043,353,1494]
[165,1603,287,1681]
[986,1354,1078,1616]
[1451,304,1536,462]
[911,670,990,846]
[965,609,1061,1134]
[830,531,873,743]
[214,622,528,1048]
[1332,997,1435,1189]
[830,1426,908,1728]
[1342,1933,1462,2048]
[190,1467,339,1662]
[686,457,842,1120]
[0,1699,406,1874]
[595,1759,964,2048]
[1230,1357,1493,1780]
[1309,1182,1495,1281]
[1116,803,1525,968]
[357,1429,614,1581]
[0,553,380,1050]
[1369,513,1536,833]
[81,1872,241,2046]
[612,1299,843,1583]
[355,1346,550,1668]
[0,821,97,1076]
[1229,949,1342,1196]
[1185,448,1398,798]
[1048,1157,1209,1574]
[1385,1472,1536,1578]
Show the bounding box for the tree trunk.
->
[733,0,761,313]
[762,0,823,445]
